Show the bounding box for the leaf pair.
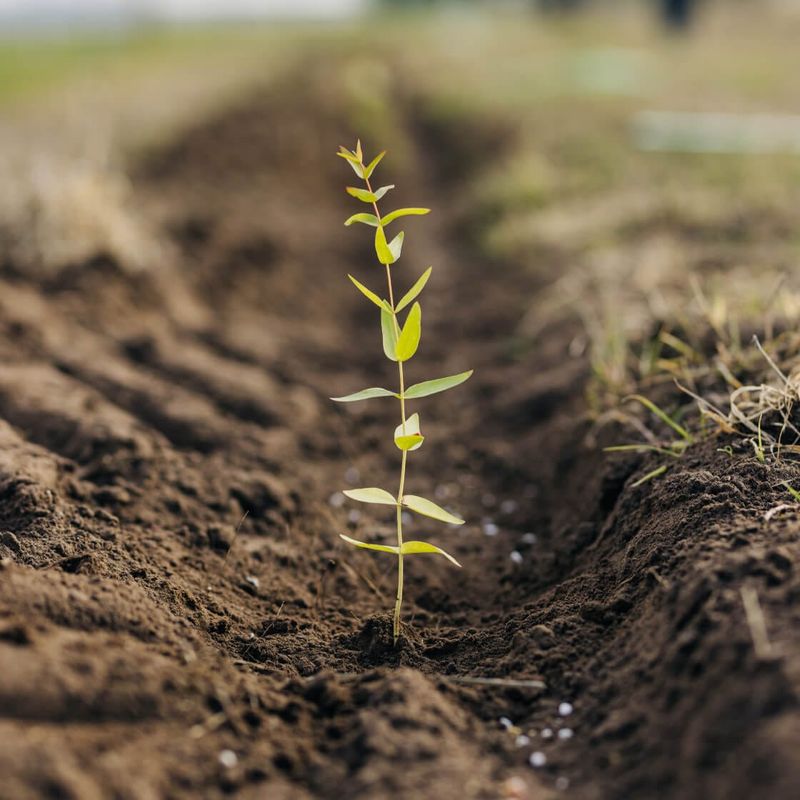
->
[344,208,430,228]
[330,370,473,403]
[342,487,464,525]
[381,303,421,362]
[348,185,394,204]
[340,534,461,567]
[337,143,384,181]
[375,226,404,265]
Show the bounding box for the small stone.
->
[434,484,449,500]
[558,702,574,717]
[329,492,345,508]
[499,716,513,730]
[402,512,413,526]
[500,499,518,515]
[218,750,238,769]
[515,734,530,748]
[483,521,499,537]
[541,727,553,739]
[529,751,547,768]
[348,509,361,524]
[558,727,574,740]
[555,776,570,791]
[521,532,537,545]
[245,576,260,590]
[345,467,360,484]
[510,550,523,565]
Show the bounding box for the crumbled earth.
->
[1,62,800,800]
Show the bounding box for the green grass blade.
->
[381,306,398,361]
[331,387,397,402]
[340,534,398,554]
[343,488,397,505]
[626,394,694,443]
[400,540,461,567]
[404,370,473,399]
[348,274,385,309]
[396,267,432,313]
[396,302,421,362]
[381,208,430,226]
[344,213,379,227]
[631,464,669,488]
[402,494,464,525]
[604,444,685,458]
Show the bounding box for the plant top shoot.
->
[333,140,473,643]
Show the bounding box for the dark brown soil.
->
[2,62,800,800]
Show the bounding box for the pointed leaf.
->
[363,150,386,180]
[355,140,363,161]
[388,231,405,262]
[348,274,385,309]
[347,186,378,203]
[394,413,424,451]
[381,306,398,362]
[403,495,464,525]
[396,267,432,312]
[331,387,397,403]
[344,213,379,227]
[337,151,364,178]
[381,208,430,226]
[400,540,461,567]
[375,225,394,265]
[340,534,398,554]
[396,302,421,362]
[404,370,473,400]
[373,185,395,201]
[343,488,398,505]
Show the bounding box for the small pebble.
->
[483,521,499,537]
[558,702,574,717]
[329,492,345,508]
[555,776,570,791]
[218,750,238,769]
[515,734,530,748]
[499,716,514,730]
[558,728,574,740]
[435,484,449,500]
[500,499,518,515]
[345,467,360,484]
[541,727,553,739]
[245,576,260,590]
[510,550,523,565]
[402,512,413,526]
[348,509,361,524]
[521,532,537,545]
[529,751,547,768]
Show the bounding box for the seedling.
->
[333,140,473,643]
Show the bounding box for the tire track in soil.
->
[0,60,799,800]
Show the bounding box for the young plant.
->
[333,140,472,643]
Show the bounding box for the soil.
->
[2,62,800,800]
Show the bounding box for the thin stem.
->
[364,165,407,644]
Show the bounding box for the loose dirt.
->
[1,62,799,800]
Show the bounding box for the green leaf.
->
[395,302,421,362]
[394,412,423,451]
[340,533,398,554]
[344,213,379,227]
[348,274,385,310]
[373,185,395,201]
[347,186,377,203]
[396,267,432,312]
[403,370,473,400]
[355,139,363,161]
[381,208,430,226]
[337,151,364,178]
[388,231,405,262]
[331,387,397,403]
[363,150,386,180]
[400,540,461,567]
[402,494,464,525]
[375,225,394,265]
[381,306,398,361]
[625,394,694,444]
[343,488,398,505]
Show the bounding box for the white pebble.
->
[501,499,518,514]
[245,575,259,589]
[435,484,449,499]
[540,727,553,739]
[555,776,570,791]
[515,734,530,748]
[345,467,360,484]
[521,532,537,545]
[529,751,547,768]
[347,509,361,524]
[558,727,574,740]
[218,750,238,769]
[499,716,514,730]
[483,521,499,537]
[558,702,574,717]
[510,550,523,565]
[402,512,413,526]
[329,492,345,508]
